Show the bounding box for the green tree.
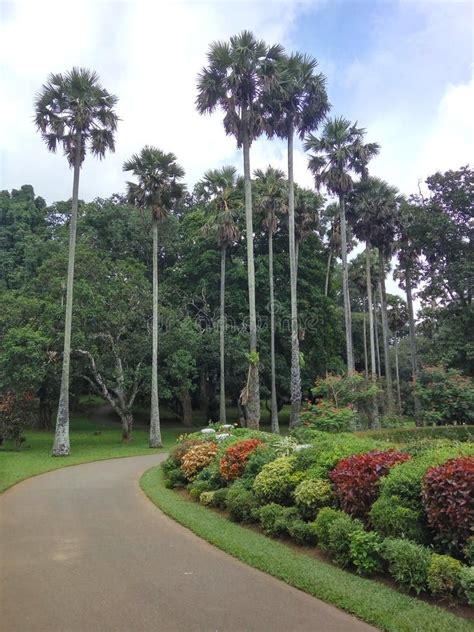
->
[123,147,185,447]
[196,166,242,424]
[305,118,379,374]
[254,166,287,433]
[34,68,118,455]
[265,53,329,427]
[196,31,283,429]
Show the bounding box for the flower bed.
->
[161,423,474,606]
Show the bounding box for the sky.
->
[0,0,473,206]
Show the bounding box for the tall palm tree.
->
[254,166,287,434]
[387,295,409,413]
[196,31,283,429]
[34,68,118,456]
[123,147,185,447]
[197,166,242,425]
[265,53,329,427]
[305,118,379,374]
[348,176,399,415]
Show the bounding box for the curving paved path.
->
[0,455,376,631]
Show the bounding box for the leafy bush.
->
[311,372,379,410]
[369,495,426,543]
[293,478,333,520]
[313,507,347,550]
[211,487,228,509]
[363,425,474,444]
[349,530,383,576]
[287,519,318,545]
[219,438,263,481]
[304,435,380,480]
[427,554,463,600]
[382,538,431,594]
[414,366,474,425]
[253,456,302,505]
[199,491,216,506]
[422,456,474,552]
[162,464,187,488]
[240,445,278,488]
[379,445,474,513]
[258,503,298,537]
[270,435,300,456]
[168,438,203,466]
[329,450,410,520]
[192,459,225,491]
[0,391,35,450]
[188,479,211,500]
[181,442,218,480]
[300,401,357,433]
[327,514,364,567]
[460,566,474,605]
[225,482,259,523]
[463,538,474,565]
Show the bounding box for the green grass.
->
[141,466,472,632]
[0,417,182,493]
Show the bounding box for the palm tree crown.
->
[196,166,242,247]
[196,30,284,146]
[123,146,185,219]
[254,166,287,234]
[34,67,118,166]
[304,117,380,195]
[264,52,329,139]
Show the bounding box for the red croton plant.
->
[220,439,264,481]
[329,449,411,520]
[422,456,474,551]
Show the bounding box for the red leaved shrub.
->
[220,439,264,481]
[329,449,411,520]
[422,456,474,551]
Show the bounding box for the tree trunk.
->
[149,216,162,447]
[394,336,402,414]
[52,133,82,456]
[199,369,210,419]
[120,412,134,442]
[339,194,354,373]
[242,126,260,429]
[180,390,193,427]
[268,230,279,433]
[405,264,422,424]
[374,299,382,379]
[288,129,302,428]
[363,304,368,379]
[219,244,227,424]
[365,245,379,427]
[378,250,394,413]
[324,249,332,297]
[237,400,247,428]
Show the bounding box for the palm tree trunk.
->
[405,264,422,425]
[242,125,260,429]
[394,336,402,413]
[378,250,394,413]
[324,249,332,297]
[363,304,368,379]
[149,216,162,448]
[339,194,354,373]
[365,245,379,427]
[52,133,82,456]
[288,129,302,428]
[374,298,382,379]
[219,244,227,424]
[268,230,279,433]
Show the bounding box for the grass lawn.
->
[141,466,472,632]
[0,416,182,493]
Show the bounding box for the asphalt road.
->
[0,454,376,631]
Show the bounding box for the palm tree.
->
[123,147,185,447]
[254,166,287,433]
[197,166,242,425]
[321,202,341,297]
[387,296,409,413]
[305,118,379,374]
[34,68,118,456]
[196,31,283,429]
[265,53,329,427]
